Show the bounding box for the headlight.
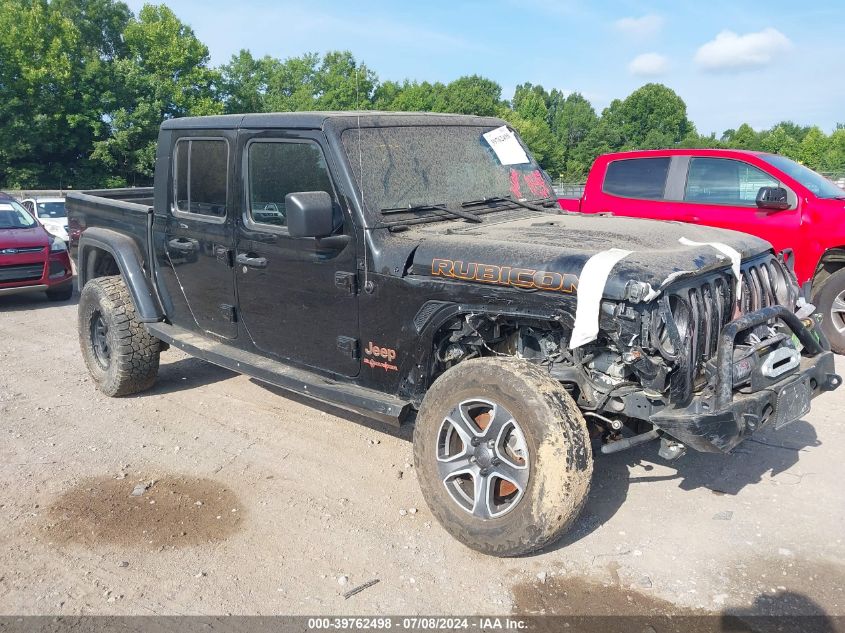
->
[50,236,67,253]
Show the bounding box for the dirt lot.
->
[1,286,844,619]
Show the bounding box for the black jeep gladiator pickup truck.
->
[68,112,840,556]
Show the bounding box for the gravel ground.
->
[1,286,843,619]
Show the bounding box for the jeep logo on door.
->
[363,341,398,372]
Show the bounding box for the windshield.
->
[341,125,554,221]
[760,155,845,199]
[0,201,38,229]
[37,201,67,218]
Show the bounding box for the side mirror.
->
[285,191,334,238]
[756,186,790,211]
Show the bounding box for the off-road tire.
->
[813,268,845,354]
[78,275,160,396]
[46,285,74,302]
[413,357,592,557]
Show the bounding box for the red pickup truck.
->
[559,148,845,352]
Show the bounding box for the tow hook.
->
[658,437,687,461]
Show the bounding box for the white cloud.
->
[694,28,793,71]
[614,14,665,38]
[628,53,669,76]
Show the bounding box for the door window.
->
[173,138,229,220]
[603,157,671,200]
[246,140,333,229]
[684,158,778,206]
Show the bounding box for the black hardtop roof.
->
[160,111,506,132]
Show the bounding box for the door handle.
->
[168,237,198,252]
[236,253,268,269]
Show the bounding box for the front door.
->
[235,131,359,377]
[676,156,802,253]
[164,135,237,339]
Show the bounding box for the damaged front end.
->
[578,252,841,455]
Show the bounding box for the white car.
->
[20,196,69,242]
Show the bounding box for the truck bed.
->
[66,187,154,253]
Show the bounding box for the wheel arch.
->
[78,228,163,323]
[408,300,571,403]
[812,247,845,296]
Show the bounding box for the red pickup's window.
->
[603,157,670,200]
[684,158,778,206]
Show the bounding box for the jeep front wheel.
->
[413,357,592,556]
[78,275,161,396]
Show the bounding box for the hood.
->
[408,212,772,300]
[0,226,51,249]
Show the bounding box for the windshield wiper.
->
[380,202,483,223]
[461,195,560,213]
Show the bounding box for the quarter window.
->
[684,158,778,206]
[173,139,228,218]
[247,141,333,228]
[603,157,671,200]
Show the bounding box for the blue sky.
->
[128,0,844,135]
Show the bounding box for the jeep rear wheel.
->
[78,276,160,396]
[413,357,592,557]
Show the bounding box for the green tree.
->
[263,53,319,112]
[600,83,692,149]
[389,81,446,111]
[0,0,131,188]
[798,127,829,170]
[436,75,502,116]
[92,4,222,185]
[760,125,800,159]
[821,129,845,172]
[726,123,763,150]
[313,51,375,110]
[547,91,598,179]
[773,120,811,144]
[221,49,274,113]
[512,83,549,120]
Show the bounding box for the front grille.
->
[0,263,44,283]
[740,260,784,313]
[0,246,44,255]
[654,254,797,403]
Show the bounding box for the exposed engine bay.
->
[429,253,836,456]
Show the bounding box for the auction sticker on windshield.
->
[483,125,529,165]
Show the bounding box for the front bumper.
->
[0,251,73,297]
[650,306,841,453]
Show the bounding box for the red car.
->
[559,149,845,351]
[0,194,74,301]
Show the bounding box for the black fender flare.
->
[78,228,163,323]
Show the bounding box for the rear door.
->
[234,129,359,377]
[596,157,680,220]
[164,135,238,339]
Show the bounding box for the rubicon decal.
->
[431,258,578,294]
[364,341,398,372]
